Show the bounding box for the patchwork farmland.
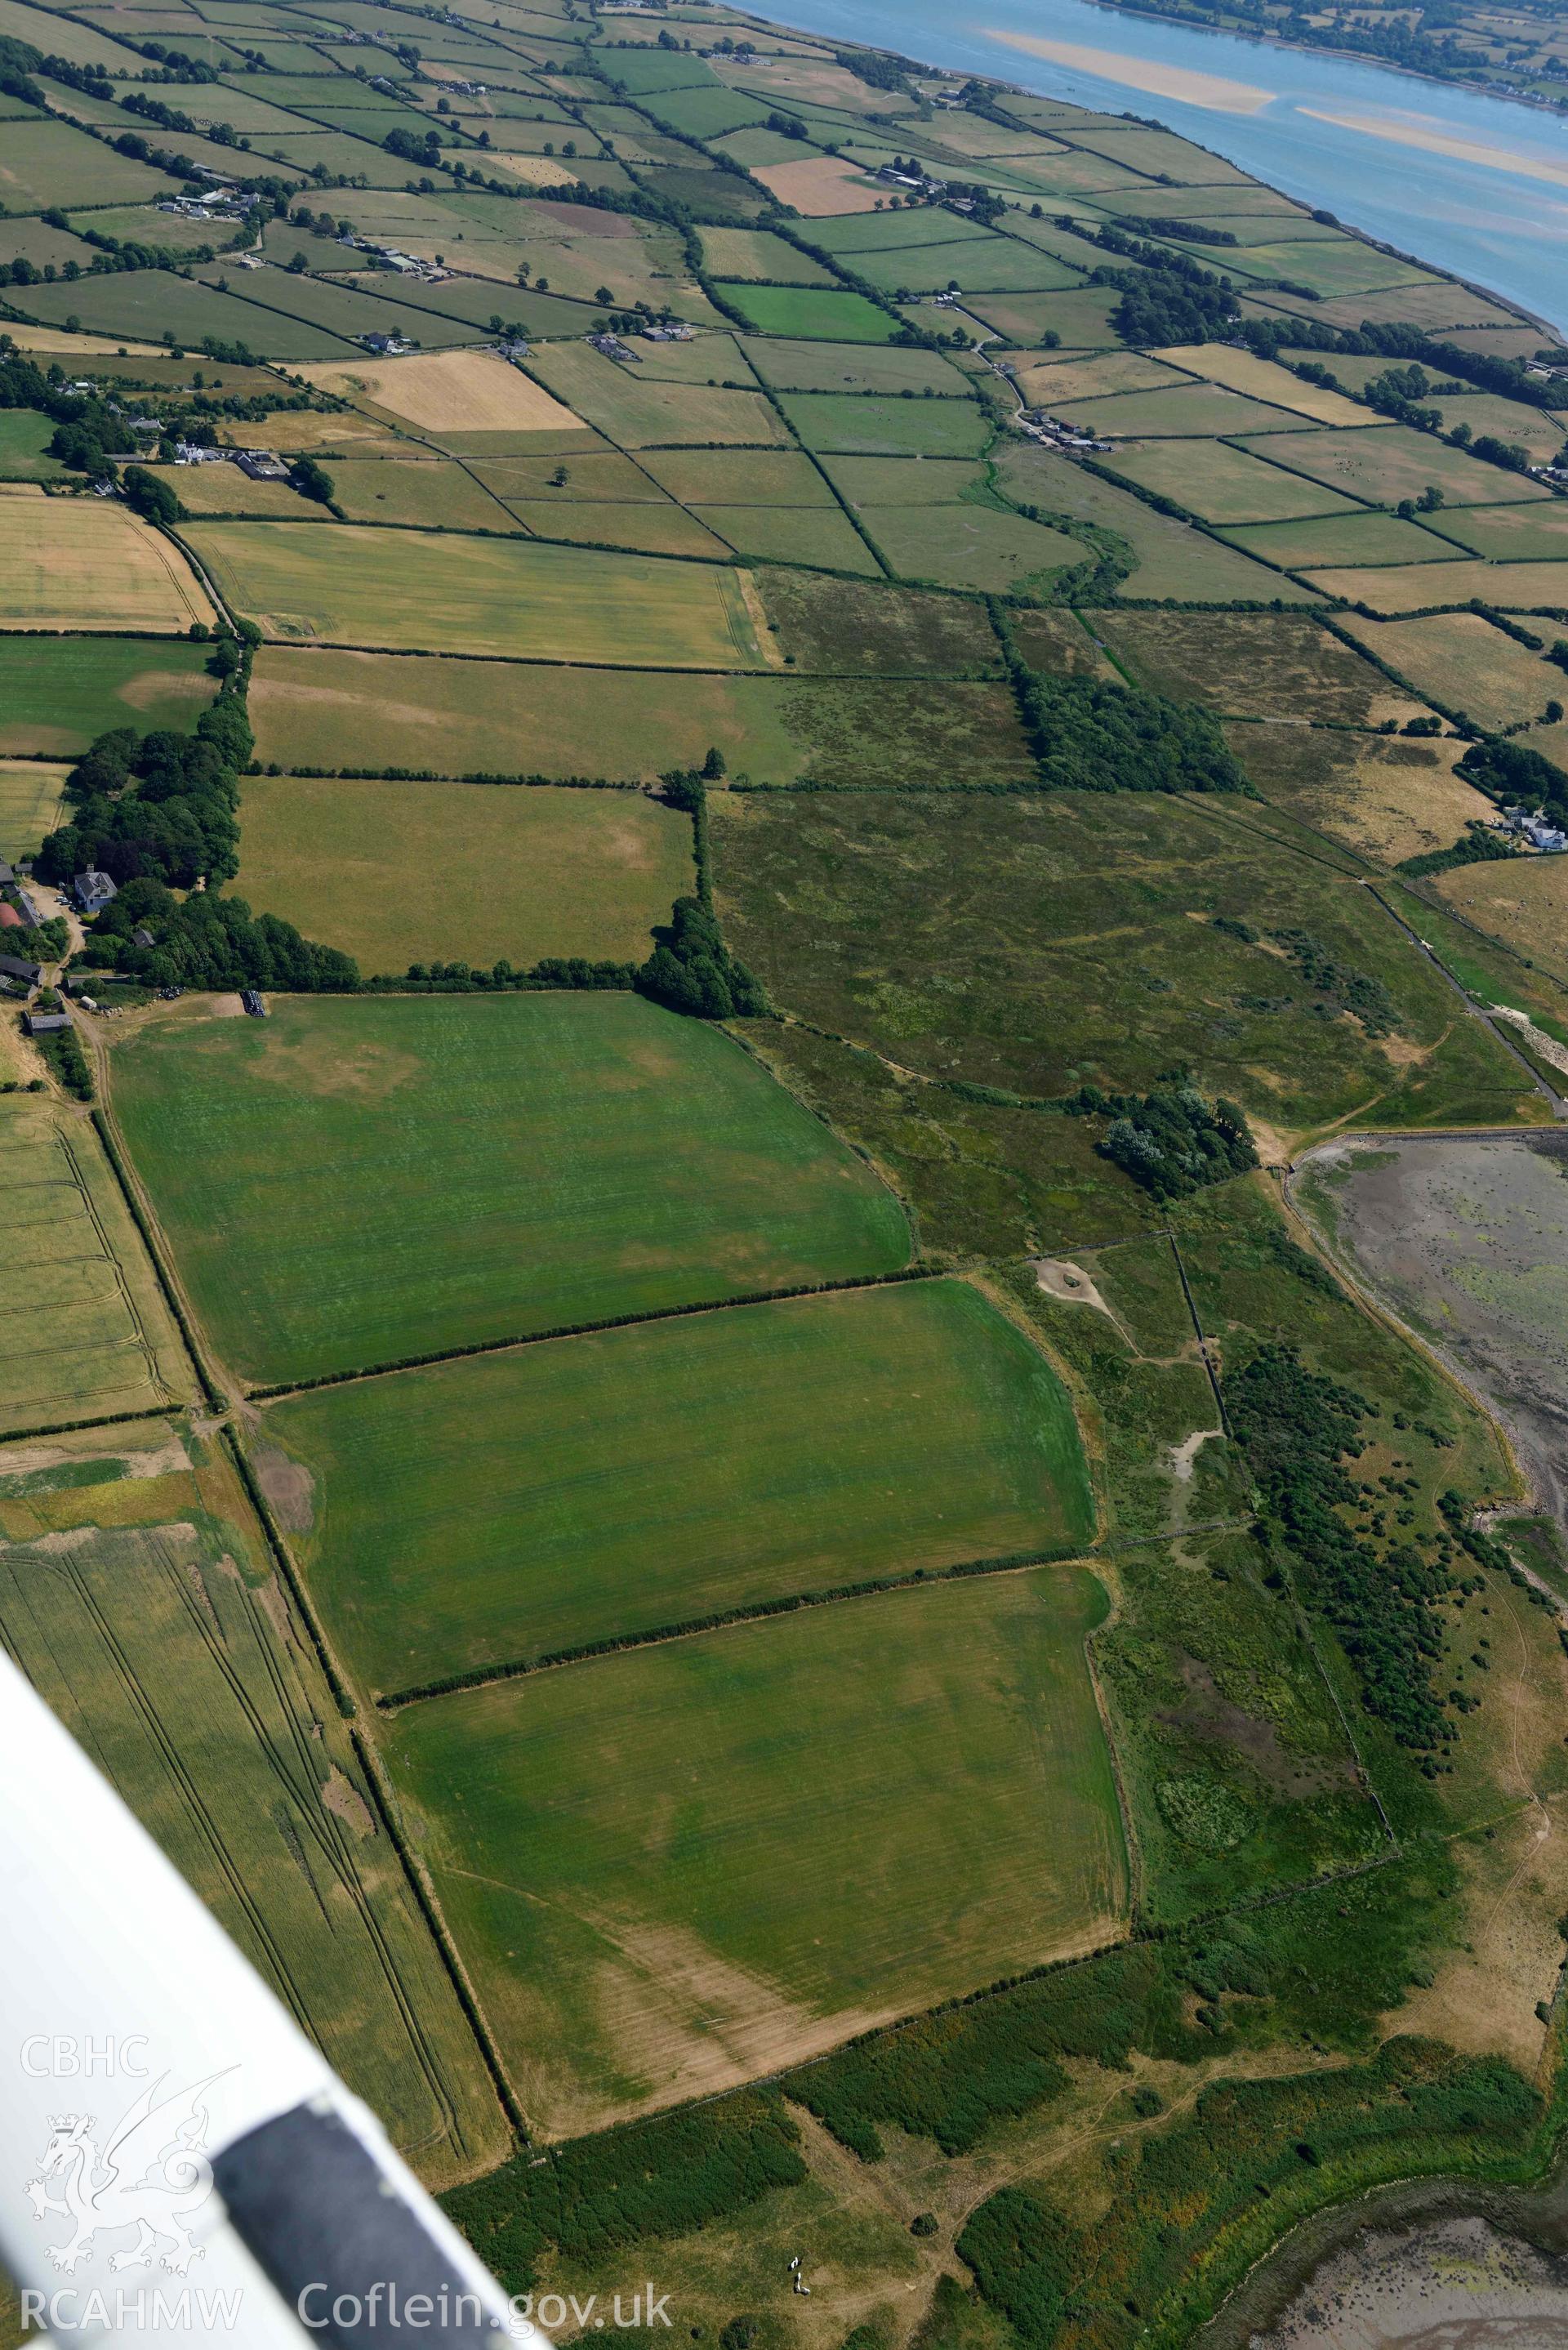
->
[4,0,1568,2335]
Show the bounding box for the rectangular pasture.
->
[777,391,991,458]
[0,497,214,635]
[1056,383,1304,439]
[1303,559,1568,617]
[0,118,177,209]
[0,1099,194,1438]
[1433,854,1568,981]
[1227,727,1497,870]
[694,504,881,572]
[1151,345,1370,425]
[0,636,215,756]
[741,337,972,397]
[109,992,910,1389]
[697,227,838,284]
[1100,438,1367,525]
[247,646,1028,787]
[296,348,585,438]
[1421,503,1568,564]
[0,1427,505,2186]
[12,274,347,359]
[1233,425,1551,510]
[182,523,768,667]
[523,343,788,449]
[995,446,1318,604]
[1220,512,1468,569]
[383,1567,1125,2134]
[711,283,897,341]
[1095,610,1423,726]
[860,502,1078,595]
[1335,611,1559,731]
[269,1276,1095,1693]
[237,775,692,974]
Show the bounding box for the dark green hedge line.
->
[444,2094,807,2297]
[247,1266,938,1406]
[378,1544,1079,1713]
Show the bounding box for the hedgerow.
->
[443,2095,806,2297]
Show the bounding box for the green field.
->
[1234,425,1552,511]
[742,338,973,397]
[639,448,835,505]
[994,446,1321,603]
[777,392,992,458]
[247,645,1029,784]
[524,342,788,449]
[694,504,882,571]
[269,1276,1095,1692]
[710,790,1535,1143]
[0,760,67,863]
[860,502,1079,593]
[0,412,64,479]
[851,240,1080,297]
[714,284,899,341]
[385,1568,1125,2131]
[697,227,838,283]
[1100,438,1367,524]
[1420,502,1568,563]
[1219,512,1464,569]
[0,1423,506,2184]
[111,993,910,1387]
[12,274,353,359]
[317,459,521,535]
[237,777,693,974]
[183,523,768,667]
[1061,383,1303,439]
[0,116,176,208]
[0,1097,194,1436]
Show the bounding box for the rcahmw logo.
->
[24,2069,230,2276]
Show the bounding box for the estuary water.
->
[749,0,1568,337]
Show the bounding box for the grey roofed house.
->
[0,952,41,987]
[0,861,13,887]
[74,870,118,915]
[24,1008,70,1037]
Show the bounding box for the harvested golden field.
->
[1434,855,1568,982]
[751,154,882,213]
[1305,558,1568,615]
[1337,610,1558,731]
[482,150,592,186]
[216,409,408,456]
[296,348,586,437]
[1227,726,1498,866]
[0,760,68,863]
[1153,343,1370,424]
[0,496,214,632]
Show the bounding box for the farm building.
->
[23,1007,69,1036]
[0,952,41,988]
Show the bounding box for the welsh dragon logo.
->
[25,2072,229,2276]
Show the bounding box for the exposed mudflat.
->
[1298,1132,1568,1534]
[1251,2211,1568,2349]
